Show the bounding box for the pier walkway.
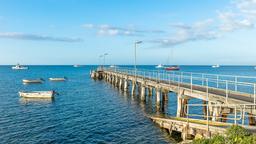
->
[90,67,256,140]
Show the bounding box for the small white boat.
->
[49,77,67,81]
[12,64,28,70]
[19,91,55,98]
[22,79,44,84]
[73,64,83,67]
[212,64,220,68]
[156,64,164,69]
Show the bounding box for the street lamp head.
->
[135,41,142,44]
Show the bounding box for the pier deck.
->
[91,67,256,140]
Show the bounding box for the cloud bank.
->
[0,32,83,42]
[82,24,165,36]
[152,0,256,47]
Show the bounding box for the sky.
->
[0,0,256,65]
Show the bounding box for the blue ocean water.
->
[0,65,256,143]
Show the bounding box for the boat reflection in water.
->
[19,97,54,105]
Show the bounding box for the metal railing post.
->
[226,80,228,103]
[207,104,209,131]
[254,83,256,109]
[242,105,245,125]
[206,78,209,100]
[202,74,204,86]
[191,74,193,93]
[235,76,238,91]
[234,106,237,125]
[217,75,219,88]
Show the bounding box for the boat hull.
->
[12,67,28,70]
[22,79,43,84]
[49,78,66,81]
[19,91,54,98]
[165,67,180,71]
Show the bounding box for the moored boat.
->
[12,64,28,70]
[19,91,55,98]
[165,66,180,71]
[212,64,220,68]
[156,64,164,69]
[22,79,44,84]
[73,64,83,67]
[49,77,67,81]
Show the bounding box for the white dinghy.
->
[19,91,55,98]
[49,77,67,81]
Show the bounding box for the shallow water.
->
[0,65,256,143]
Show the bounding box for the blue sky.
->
[0,0,256,65]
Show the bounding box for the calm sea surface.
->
[0,65,256,144]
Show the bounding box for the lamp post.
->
[134,41,142,79]
[103,53,108,68]
[99,55,103,69]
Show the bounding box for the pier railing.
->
[105,67,256,104]
[185,103,256,129]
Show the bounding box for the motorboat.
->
[110,65,116,68]
[165,65,180,71]
[212,64,220,68]
[19,91,55,98]
[22,79,44,84]
[49,77,67,81]
[12,64,28,70]
[156,64,164,69]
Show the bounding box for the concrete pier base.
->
[156,87,161,105]
[141,86,146,101]
[131,81,136,96]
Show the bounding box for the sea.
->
[0,65,256,144]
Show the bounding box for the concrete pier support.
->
[115,76,119,87]
[131,81,136,96]
[141,85,146,101]
[124,79,128,92]
[177,89,189,117]
[209,102,223,122]
[148,87,153,96]
[249,113,256,126]
[162,89,169,101]
[119,78,123,89]
[156,87,161,105]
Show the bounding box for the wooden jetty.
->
[91,67,256,140]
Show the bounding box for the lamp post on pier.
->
[134,41,142,79]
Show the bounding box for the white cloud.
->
[0,32,83,42]
[153,19,218,47]
[218,11,254,31]
[151,0,256,47]
[82,24,165,36]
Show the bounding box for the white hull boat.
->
[19,91,55,98]
[22,79,44,84]
[212,64,220,68]
[49,77,67,81]
[156,64,164,69]
[12,64,28,70]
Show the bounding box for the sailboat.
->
[12,63,28,70]
[165,48,180,71]
[155,64,164,69]
[212,64,220,68]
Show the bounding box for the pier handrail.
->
[185,103,256,130]
[104,67,256,105]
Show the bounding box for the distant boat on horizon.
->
[212,64,220,68]
[165,65,180,71]
[12,63,28,70]
[73,64,83,67]
[156,64,164,69]
[110,65,117,68]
